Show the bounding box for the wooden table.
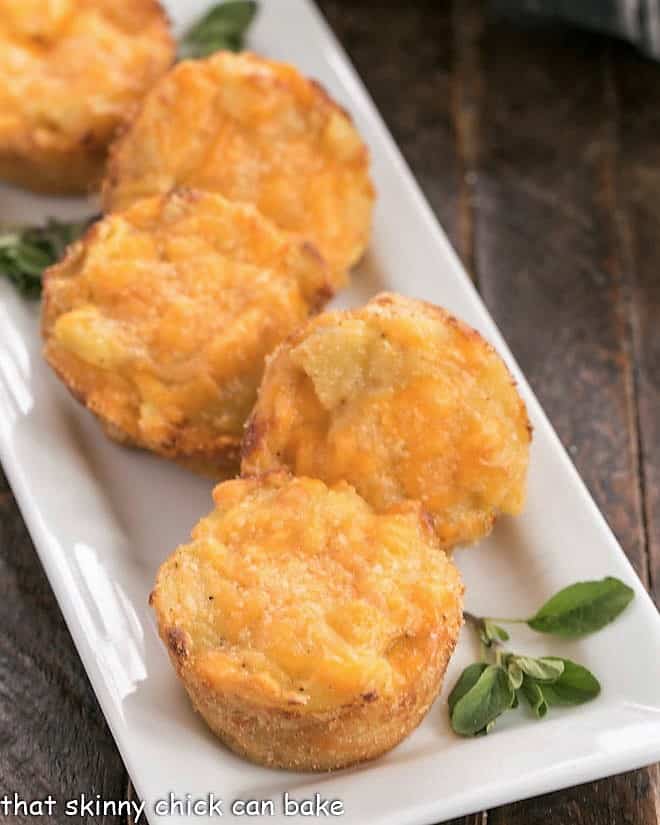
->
[1,1,658,823]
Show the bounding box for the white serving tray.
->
[1,1,659,823]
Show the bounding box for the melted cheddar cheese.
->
[0,0,173,192]
[152,473,463,713]
[42,189,332,468]
[242,293,532,547]
[103,51,375,280]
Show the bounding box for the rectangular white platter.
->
[1,1,660,823]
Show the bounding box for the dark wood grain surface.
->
[0,1,658,823]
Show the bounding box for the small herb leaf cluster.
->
[179,1,258,59]
[0,218,92,299]
[479,619,509,647]
[449,664,513,736]
[449,577,633,737]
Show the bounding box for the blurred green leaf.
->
[179,1,258,59]
[0,217,93,299]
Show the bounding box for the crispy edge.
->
[170,629,458,771]
[44,344,243,477]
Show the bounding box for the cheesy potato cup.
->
[0,0,174,194]
[103,51,375,283]
[151,473,463,771]
[42,189,332,474]
[242,293,532,548]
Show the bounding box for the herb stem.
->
[479,638,489,663]
[485,617,527,624]
[463,611,483,629]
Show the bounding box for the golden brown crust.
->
[0,0,174,194]
[100,417,240,480]
[151,473,464,770]
[102,51,375,280]
[177,626,457,771]
[42,189,333,474]
[242,292,532,548]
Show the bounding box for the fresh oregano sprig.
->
[449,577,633,737]
[0,218,93,299]
[473,576,634,640]
[179,1,258,59]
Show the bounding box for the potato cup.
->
[42,189,333,474]
[0,0,174,193]
[242,293,532,548]
[151,473,464,771]
[103,51,375,284]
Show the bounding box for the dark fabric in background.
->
[495,0,660,57]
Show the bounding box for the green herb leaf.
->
[0,218,93,299]
[450,665,514,737]
[179,1,258,59]
[519,676,548,718]
[537,658,601,705]
[483,619,510,645]
[448,662,488,715]
[506,659,524,690]
[510,655,565,683]
[527,577,634,638]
